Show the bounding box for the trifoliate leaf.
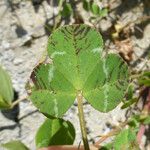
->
[29,24,129,117]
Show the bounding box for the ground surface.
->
[0,0,150,149]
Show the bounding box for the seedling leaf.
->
[36,118,75,148]
[99,8,108,17]
[91,3,100,15]
[61,3,72,17]
[0,66,14,109]
[83,0,90,11]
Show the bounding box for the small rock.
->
[13,58,23,65]
[3,50,15,61]
[20,35,32,46]
[1,40,10,50]
[99,19,112,32]
[31,26,45,38]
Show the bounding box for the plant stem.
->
[53,0,64,31]
[11,96,27,108]
[77,91,90,150]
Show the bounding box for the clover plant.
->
[1,23,150,150]
[27,24,129,150]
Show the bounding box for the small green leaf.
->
[1,140,29,150]
[128,114,150,127]
[83,0,90,11]
[0,66,14,109]
[114,128,138,150]
[143,116,150,125]
[36,118,75,148]
[99,8,108,17]
[128,115,140,128]
[121,98,138,109]
[126,84,134,100]
[61,3,72,17]
[91,3,100,15]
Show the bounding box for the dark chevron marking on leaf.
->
[30,70,37,85]
[30,63,44,89]
[107,68,115,82]
[64,26,72,35]
[50,41,56,47]
[118,80,125,86]
[116,82,122,90]
[84,43,91,51]
[73,25,80,32]
[76,48,82,55]
[80,26,91,37]
[71,26,93,56]
[30,64,55,92]
[74,25,91,38]
[74,27,85,36]
[61,29,71,40]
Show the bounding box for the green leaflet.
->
[47,24,104,90]
[30,24,129,117]
[0,65,14,109]
[84,54,129,112]
[36,118,75,148]
[30,63,76,118]
[99,8,108,17]
[1,140,29,150]
[91,3,100,15]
